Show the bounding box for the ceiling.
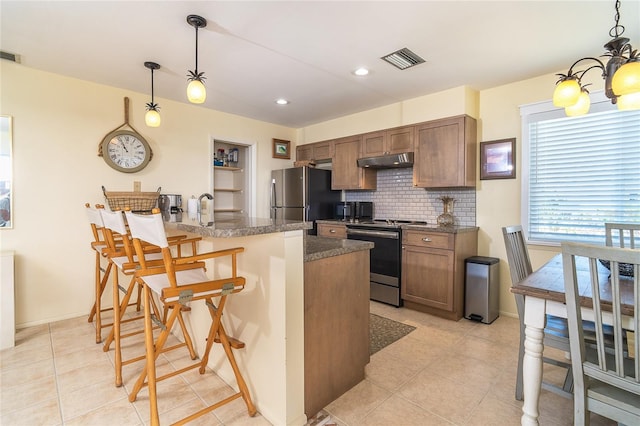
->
[2,1,639,128]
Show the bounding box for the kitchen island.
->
[164,216,372,426]
[303,236,373,418]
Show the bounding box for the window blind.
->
[524,104,640,244]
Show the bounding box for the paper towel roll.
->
[187,198,198,219]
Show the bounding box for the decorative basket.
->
[102,185,160,213]
[598,259,635,277]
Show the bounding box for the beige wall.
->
[1,58,609,325]
[0,61,296,327]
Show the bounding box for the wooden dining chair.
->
[561,242,640,425]
[85,203,117,343]
[605,222,640,249]
[502,225,574,400]
[98,206,199,387]
[124,208,256,425]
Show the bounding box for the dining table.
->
[510,252,635,426]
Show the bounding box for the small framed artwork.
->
[272,138,291,159]
[480,138,516,180]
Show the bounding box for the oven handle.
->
[346,228,399,239]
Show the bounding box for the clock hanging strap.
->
[98,97,145,156]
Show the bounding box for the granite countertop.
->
[315,219,478,234]
[168,214,312,238]
[304,235,374,262]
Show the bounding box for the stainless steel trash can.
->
[464,256,499,324]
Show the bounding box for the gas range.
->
[345,218,428,307]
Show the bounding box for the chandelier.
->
[553,0,640,116]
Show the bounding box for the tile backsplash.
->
[344,168,476,227]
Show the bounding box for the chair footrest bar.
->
[120,314,145,325]
[172,392,244,426]
[122,354,146,366]
[156,362,200,383]
[98,321,114,329]
[213,336,245,349]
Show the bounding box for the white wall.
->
[0,61,296,327]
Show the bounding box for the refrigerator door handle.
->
[270,178,276,220]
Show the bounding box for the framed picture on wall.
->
[272,139,291,159]
[480,138,516,180]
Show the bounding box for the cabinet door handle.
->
[422,237,432,242]
[330,229,336,233]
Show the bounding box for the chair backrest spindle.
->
[605,222,640,249]
[562,241,640,422]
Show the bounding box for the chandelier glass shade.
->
[187,15,207,104]
[144,61,161,128]
[565,90,591,116]
[612,61,640,95]
[553,0,639,116]
[553,79,582,107]
[617,92,640,110]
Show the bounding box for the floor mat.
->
[369,313,416,355]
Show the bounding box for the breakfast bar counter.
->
[164,215,312,426]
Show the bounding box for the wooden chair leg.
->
[103,276,141,351]
[129,300,181,403]
[88,251,101,323]
[143,284,160,426]
[92,260,113,343]
[175,308,197,360]
[198,296,256,416]
[113,266,123,387]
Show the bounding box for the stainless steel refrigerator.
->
[270,166,341,234]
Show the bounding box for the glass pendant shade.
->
[565,91,591,116]
[187,79,206,104]
[553,79,582,107]
[612,61,640,96]
[617,92,640,110]
[145,109,161,127]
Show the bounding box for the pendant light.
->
[553,0,639,115]
[144,61,161,127]
[186,14,207,104]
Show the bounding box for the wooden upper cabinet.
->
[332,135,376,190]
[296,145,314,162]
[413,115,476,188]
[296,140,334,162]
[361,125,415,157]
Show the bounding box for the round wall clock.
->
[101,129,152,173]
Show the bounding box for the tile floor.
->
[0,301,617,426]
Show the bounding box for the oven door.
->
[347,227,401,306]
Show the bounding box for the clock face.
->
[101,130,151,173]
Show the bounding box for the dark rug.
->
[369,313,416,355]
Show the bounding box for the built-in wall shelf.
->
[214,166,242,172]
[214,188,243,193]
[212,141,250,217]
[214,208,244,213]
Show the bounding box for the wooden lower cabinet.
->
[304,250,370,417]
[401,228,478,320]
[317,223,347,239]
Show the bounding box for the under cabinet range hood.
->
[357,152,414,169]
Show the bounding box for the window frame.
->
[520,91,639,245]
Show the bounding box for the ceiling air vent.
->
[381,48,425,70]
[0,51,20,63]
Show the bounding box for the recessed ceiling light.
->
[353,67,369,76]
[275,98,289,105]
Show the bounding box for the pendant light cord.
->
[194,25,199,75]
